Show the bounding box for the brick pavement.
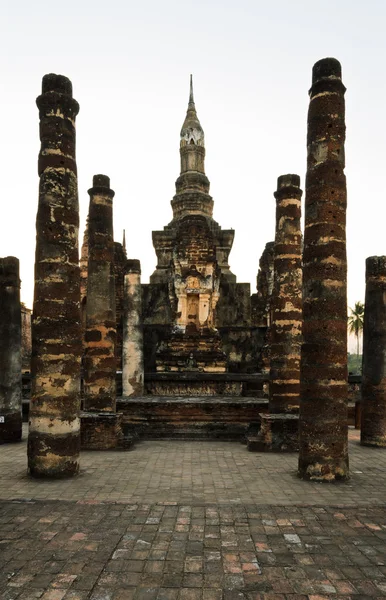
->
[1,427,386,599]
[0,428,386,506]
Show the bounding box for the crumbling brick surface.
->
[299,58,349,481]
[28,74,82,478]
[122,260,144,396]
[361,256,386,446]
[0,257,22,443]
[83,175,116,412]
[270,175,302,415]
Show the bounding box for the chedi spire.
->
[180,74,205,149]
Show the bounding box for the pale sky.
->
[1,0,385,335]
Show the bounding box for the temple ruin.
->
[1,57,384,484]
[361,256,386,447]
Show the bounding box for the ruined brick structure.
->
[79,217,88,335]
[247,176,302,452]
[28,74,82,477]
[142,76,262,386]
[0,257,22,443]
[298,58,349,481]
[270,175,302,415]
[83,175,116,412]
[122,260,144,396]
[81,224,126,371]
[113,239,127,370]
[1,61,365,459]
[361,256,386,447]
[251,241,275,328]
[21,305,32,371]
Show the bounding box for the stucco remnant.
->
[122,260,144,397]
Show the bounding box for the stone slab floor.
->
[1,427,386,600]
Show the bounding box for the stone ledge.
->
[248,413,299,453]
[80,412,123,450]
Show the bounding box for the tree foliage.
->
[348,301,364,356]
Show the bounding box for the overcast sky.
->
[1,0,385,345]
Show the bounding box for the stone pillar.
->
[28,74,81,478]
[270,175,303,414]
[361,256,386,447]
[122,260,144,396]
[79,219,89,335]
[83,175,116,412]
[21,305,32,371]
[0,257,22,443]
[298,58,349,481]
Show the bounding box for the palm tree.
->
[348,301,364,356]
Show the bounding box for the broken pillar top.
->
[37,73,79,117]
[274,174,302,200]
[42,74,73,97]
[0,256,20,287]
[312,57,342,83]
[310,57,345,97]
[93,174,110,188]
[88,174,115,198]
[366,256,386,278]
[125,259,141,274]
[277,174,301,189]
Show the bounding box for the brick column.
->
[270,174,303,414]
[361,256,386,447]
[298,58,349,481]
[122,260,144,397]
[0,257,22,443]
[83,175,116,412]
[28,74,81,478]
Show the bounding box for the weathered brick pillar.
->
[270,175,302,414]
[361,256,386,447]
[0,257,22,443]
[256,241,274,379]
[28,74,81,478]
[122,260,144,396]
[83,175,116,412]
[298,58,349,481]
[79,218,89,335]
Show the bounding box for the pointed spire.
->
[180,74,204,147]
[188,74,195,109]
[122,229,126,253]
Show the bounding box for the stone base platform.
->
[247,412,299,452]
[80,412,125,450]
[0,410,22,444]
[117,395,268,440]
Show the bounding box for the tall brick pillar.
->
[28,74,82,478]
[298,58,349,481]
[122,260,144,397]
[361,256,386,447]
[0,257,22,443]
[270,175,303,414]
[249,177,302,452]
[83,175,116,412]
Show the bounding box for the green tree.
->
[348,301,364,357]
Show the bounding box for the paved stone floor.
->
[1,427,386,599]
